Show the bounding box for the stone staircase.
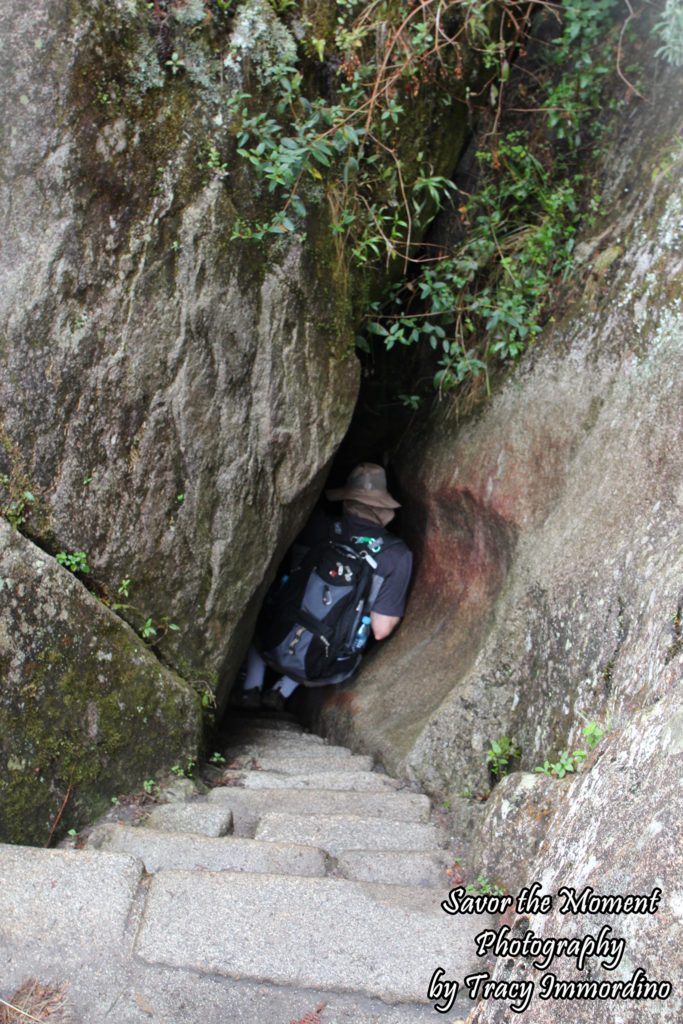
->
[0,715,493,1023]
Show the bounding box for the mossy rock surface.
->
[0,519,201,845]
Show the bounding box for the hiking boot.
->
[234,688,262,710]
[261,689,286,712]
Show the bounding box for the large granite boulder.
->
[0,519,200,845]
[1,0,483,841]
[0,0,359,711]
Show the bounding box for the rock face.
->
[467,686,682,1024]
[0,0,359,711]
[0,519,200,845]
[320,53,683,1024]
[466,771,571,896]
[322,58,683,797]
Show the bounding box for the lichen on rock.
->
[222,0,298,83]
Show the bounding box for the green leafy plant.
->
[110,578,180,645]
[209,751,226,765]
[171,759,196,779]
[200,685,217,710]
[535,749,586,778]
[206,143,229,181]
[0,473,35,529]
[486,735,520,777]
[226,0,475,253]
[55,551,91,575]
[2,490,35,528]
[225,0,628,404]
[143,779,158,796]
[165,50,186,76]
[466,874,505,897]
[655,0,683,66]
[581,720,605,749]
[534,718,608,778]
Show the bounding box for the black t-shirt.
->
[296,512,413,618]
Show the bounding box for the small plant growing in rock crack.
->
[200,685,217,710]
[171,759,196,778]
[209,751,226,765]
[466,874,505,897]
[534,718,608,777]
[0,473,35,529]
[581,719,606,750]
[206,143,229,181]
[55,550,91,576]
[143,779,159,796]
[486,736,520,777]
[110,577,180,645]
[165,50,185,76]
[534,749,586,778]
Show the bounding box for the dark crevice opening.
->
[214,400,419,744]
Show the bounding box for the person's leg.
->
[243,645,267,691]
[262,674,299,710]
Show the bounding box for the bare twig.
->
[46,765,75,847]
[0,980,72,1024]
[616,0,645,99]
[0,997,49,1024]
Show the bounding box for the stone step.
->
[337,849,453,887]
[207,785,431,836]
[225,726,325,746]
[0,844,142,959]
[229,739,359,760]
[255,812,447,857]
[90,823,326,877]
[2,847,477,1022]
[225,712,303,733]
[146,803,233,837]
[228,768,399,792]
[230,751,374,773]
[134,869,492,1004]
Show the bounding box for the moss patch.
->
[0,522,201,846]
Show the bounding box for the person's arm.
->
[370,611,400,641]
[369,542,412,640]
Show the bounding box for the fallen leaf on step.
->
[134,993,154,1016]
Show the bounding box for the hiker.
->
[237,463,413,710]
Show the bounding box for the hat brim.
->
[325,487,401,509]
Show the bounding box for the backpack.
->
[256,520,399,687]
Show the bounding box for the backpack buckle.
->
[288,627,305,655]
[352,534,383,555]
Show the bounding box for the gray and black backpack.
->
[256,520,398,686]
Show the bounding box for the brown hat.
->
[325,463,400,509]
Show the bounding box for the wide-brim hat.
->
[325,462,400,509]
